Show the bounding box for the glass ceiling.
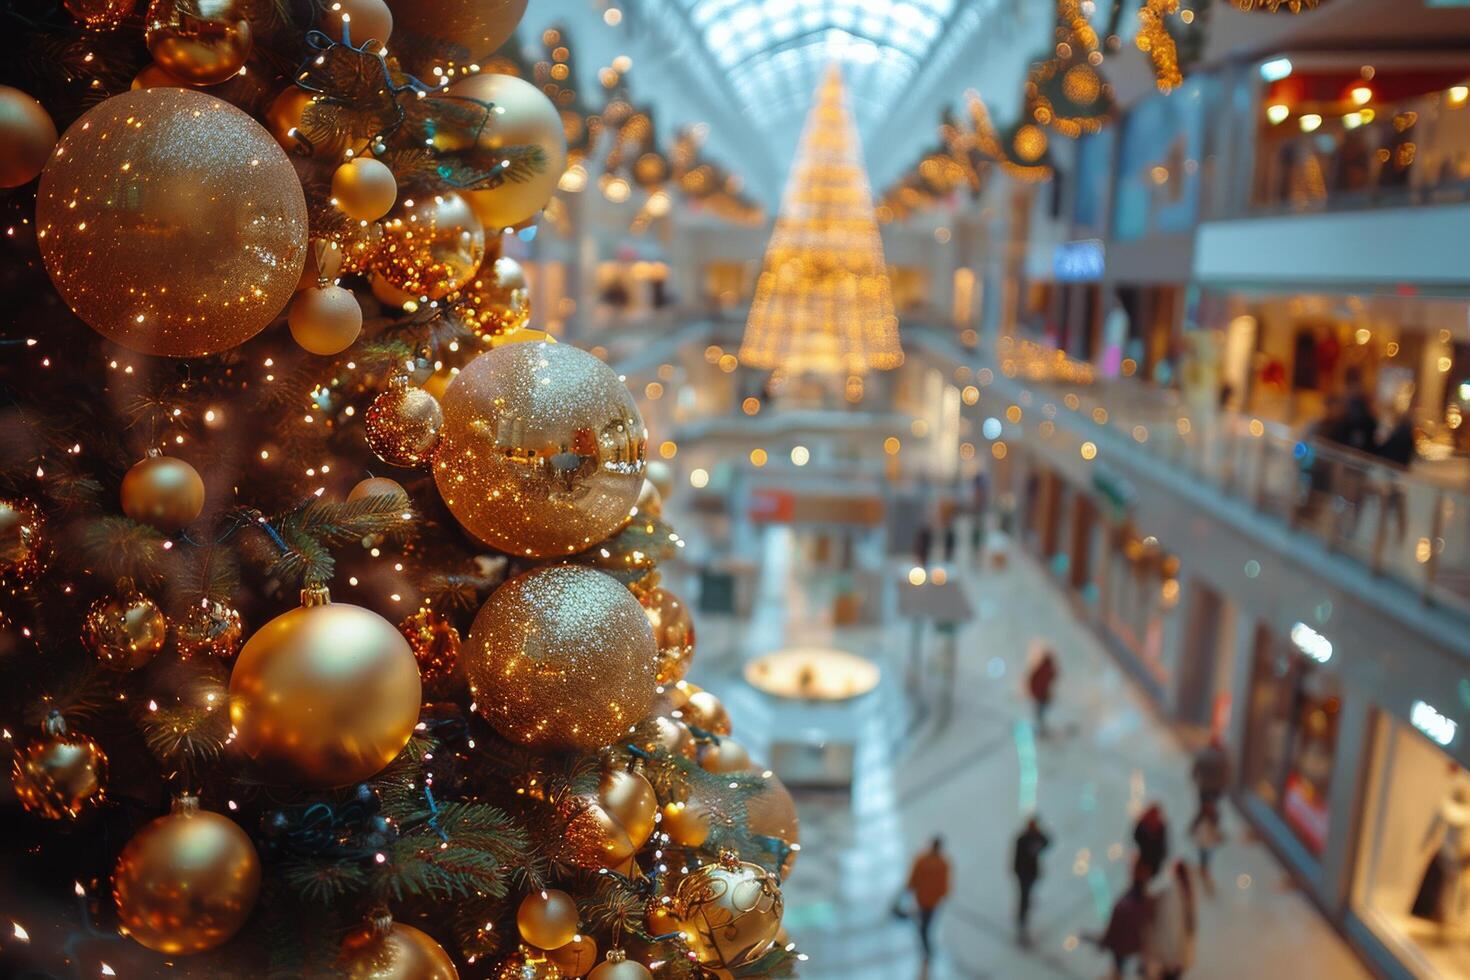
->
[677,0,958,127]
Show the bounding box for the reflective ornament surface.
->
[388,0,527,71]
[366,374,444,467]
[332,156,397,222]
[586,949,652,980]
[454,256,530,340]
[493,945,563,980]
[65,0,137,28]
[174,598,244,659]
[562,799,635,871]
[679,687,732,737]
[120,454,205,531]
[672,854,783,972]
[36,88,307,357]
[465,565,655,751]
[517,889,579,950]
[434,343,646,557]
[644,715,695,760]
[639,586,694,686]
[337,918,459,979]
[83,584,167,670]
[0,85,57,188]
[289,284,363,355]
[597,768,657,850]
[375,193,485,300]
[0,497,49,581]
[112,797,260,954]
[144,0,254,87]
[12,714,107,819]
[660,800,711,848]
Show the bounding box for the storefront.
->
[1099,528,1180,697]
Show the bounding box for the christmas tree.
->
[739,66,902,377]
[0,2,797,977]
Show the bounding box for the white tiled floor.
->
[682,526,1369,980]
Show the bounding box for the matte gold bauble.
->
[398,607,460,686]
[144,0,253,86]
[388,0,526,70]
[645,715,696,760]
[228,588,421,787]
[495,946,563,980]
[0,86,57,188]
[84,583,167,670]
[375,193,485,300]
[680,688,732,737]
[112,797,260,954]
[672,854,783,972]
[66,0,137,29]
[747,772,800,879]
[348,476,407,503]
[12,713,107,819]
[699,737,751,775]
[333,156,397,222]
[545,935,597,977]
[465,565,655,751]
[121,454,204,531]
[587,949,652,980]
[366,374,444,467]
[455,256,530,341]
[564,799,635,871]
[289,284,363,355]
[337,918,458,979]
[321,0,393,48]
[645,460,673,500]
[639,587,693,687]
[434,343,646,557]
[36,88,307,357]
[440,73,567,230]
[518,889,579,950]
[174,597,244,659]
[0,497,49,581]
[598,769,657,850]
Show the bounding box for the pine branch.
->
[281,857,372,904]
[80,516,176,589]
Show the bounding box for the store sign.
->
[1411,700,1458,747]
[1053,240,1104,282]
[1289,622,1333,664]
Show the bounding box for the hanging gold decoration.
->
[494,945,563,980]
[83,581,168,671]
[546,934,597,977]
[517,889,579,950]
[374,193,486,300]
[0,85,57,188]
[289,284,363,356]
[453,256,531,341]
[398,607,460,685]
[639,586,694,687]
[365,374,444,468]
[1137,0,1183,93]
[386,0,527,73]
[64,0,136,29]
[699,737,752,775]
[121,453,205,531]
[598,768,658,850]
[563,798,636,871]
[144,0,254,86]
[643,715,696,760]
[348,476,407,503]
[337,916,459,979]
[174,597,244,659]
[12,713,107,819]
[332,156,398,222]
[672,853,783,972]
[0,497,49,582]
[660,800,711,848]
[677,686,731,737]
[586,949,652,980]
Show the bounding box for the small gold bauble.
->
[320,0,393,48]
[639,587,694,687]
[679,688,732,737]
[0,497,48,581]
[113,797,260,954]
[672,855,783,972]
[545,934,597,977]
[144,0,254,86]
[517,889,579,950]
[747,771,800,879]
[228,589,421,787]
[453,256,530,341]
[347,476,407,504]
[366,374,444,467]
[439,73,568,230]
[564,799,636,871]
[83,584,167,670]
[434,343,646,557]
[333,156,398,222]
[398,607,460,686]
[644,460,673,500]
[465,566,655,751]
[587,948,652,980]
[12,714,107,819]
[375,193,485,300]
[65,0,137,29]
[298,238,345,291]
[645,715,696,760]
[174,598,244,659]
[36,88,307,357]
[289,284,363,355]
[598,768,657,850]
[660,800,711,848]
[121,454,205,531]
[699,737,752,775]
[388,0,527,71]
[337,918,458,979]
[0,85,57,188]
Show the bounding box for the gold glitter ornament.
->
[434,343,646,557]
[545,934,597,977]
[455,256,530,341]
[639,586,694,687]
[660,800,711,848]
[495,946,563,980]
[65,0,136,29]
[388,0,527,73]
[747,771,800,878]
[563,799,635,871]
[375,193,485,300]
[466,565,656,751]
[120,453,205,531]
[586,949,652,980]
[84,581,167,670]
[228,587,422,788]
[144,0,254,87]
[679,687,732,737]
[337,916,459,979]
[113,796,261,954]
[12,712,107,820]
[174,597,244,659]
[517,889,579,950]
[0,497,49,582]
[0,85,57,188]
[289,284,363,355]
[439,73,568,230]
[366,374,444,467]
[332,156,397,222]
[398,607,460,685]
[36,88,307,357]
[671,853,783,972]
[598,768,657,849]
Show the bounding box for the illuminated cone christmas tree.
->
[740,66,903,375]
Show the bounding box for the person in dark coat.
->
[1134,803,1170,878]
[1375,411,1415,540]
[1012,816,1051,943]
[1027,649,1059,736]
[1096,862,1151,978]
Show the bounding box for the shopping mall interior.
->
[503,1,1470,978]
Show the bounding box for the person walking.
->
[1027,648,1059,737]
[1188,801,1225,893]
[1145,860,1197,980]
[1134,803,1170,879]
[1191,738,1230,809]
[1095,862,1151,979]
[1012,816,1051,944]
[905,837,951,969]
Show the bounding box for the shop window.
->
[1242,625,1342,855]
[1355,715,1470,978]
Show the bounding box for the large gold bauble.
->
[747,772,800,878]
[366,374,444,467]
[289,284,363,355]
[0,497,48,581]
[563,798,636,871]
[338,919,458,979]
[660,800,711,848]
[112,797,260,954]
[598,769,657,850]
[332,156,397,222]
[587,949,652,980]
[434,343,646,557]
[672,855,783,972]
[454,256,530,341]
[36,88,307,357]
[465,565,655,751]
[0,86,57,188]
[228,590,421,787]
[83,585,167,670]
[639,587,694,687]
[545,934,597,977]
[174,598,244,659]
[440,73,567,230]
[375,193,485,300]
[495,946,563,980]
[320,0,393,49]
[388,0,526,69]
[120,454,205,531]
[679,688,732,737]
[12,714,107,819]
[517,889,579,950]
[144,0,254,87]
